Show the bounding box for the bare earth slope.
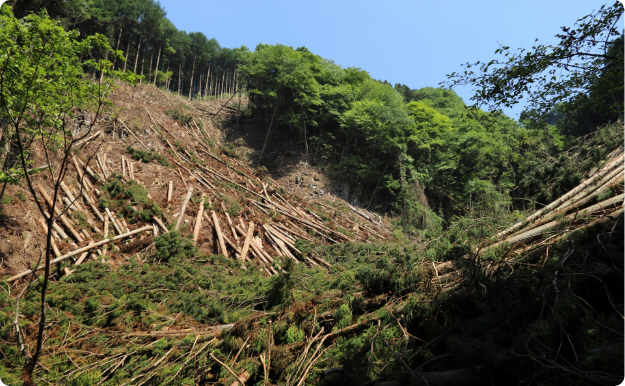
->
[0,82,393,278]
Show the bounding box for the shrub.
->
[126,146,171,167]
[165,108,192,127]
[153,231,197,262]
[99,174,162,223]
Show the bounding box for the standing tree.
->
[0,6,121,384]
[443,2,623,121]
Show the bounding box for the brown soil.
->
[0,82,394,280]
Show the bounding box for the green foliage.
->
[0,6,120,197]
[165,108,193,127]
[443,3,623,121]
[126,146,172,167]
[99,173,162,223]
[153,231,197,262]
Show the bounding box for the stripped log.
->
[120,217,131,233]
[167,181,173,204]
[72,155,94,191]
[8,226,153,282]
[193,194,206,244]
[176,187,194,230]
[61,182,101,233]
[496,155,624,238]
[96,153,108,179]
[212,211,229,258]
[42,210,72,242]
[75,130,101,146]
[105,208,123,235]
[511,169,625,238]
[153,216,169,233]
[193,172,215,191]
[487,193,624,250]
[221,202,239,241]
[74,240,95,266]
[102,216,109,257]
[240,222,255,262]
[82,190,104,223]
[38,186,84,243]
[36,218,62,258]
[60,182,84,211]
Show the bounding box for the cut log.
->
[120,217,131,233]
[240,222,255,261]
[487,193,625,250]
[220,202,239,241]
[105,208,123,235]
[167,181,173,204]
[36,218,62,258]
[62,196,75,214]
[75,130,101,146]
[153,216,169,233]
[212,210,229,258]
[72,155,94,191]
[96,153,108,179]
[82,191,105,223]
[42,210,72,242]
[122,156,127,177]
[61,184,101,233]
[176,187,194,230]
[38,186,84,243]
[8,225,153,282]
[74,240,95,266]
[102,216,109,257]
[60,182,84,211]
[496,156,624,238]
[193,194,206,244]
[511,169,624,238]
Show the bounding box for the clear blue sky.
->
[158,0,619,119]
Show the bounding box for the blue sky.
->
[158,0,619,119]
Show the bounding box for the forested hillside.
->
[0,1,623,385]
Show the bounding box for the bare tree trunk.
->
[147,47,154,83]
[188,55,196,100]
[221,71,225,99]
[139,45,146,84]
[153,43,162,86]
[123,32,132,72]
[197,75,202,99]
[302,107,309,165]
[112,27,122,70]
[178,59,182,95]
[204,63,210,98]
[133,34,142,74]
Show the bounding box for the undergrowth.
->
[126,146,172,167]
[98,173,163,223]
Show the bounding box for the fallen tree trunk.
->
[496,155,623,238]
[8,226,153,282]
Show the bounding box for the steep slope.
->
[0,82,392,279]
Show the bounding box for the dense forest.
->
[0,1,623,386]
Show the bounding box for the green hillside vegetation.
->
[0,1,622,386]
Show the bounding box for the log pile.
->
[431,148,624,286]
[8,108,391,283]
